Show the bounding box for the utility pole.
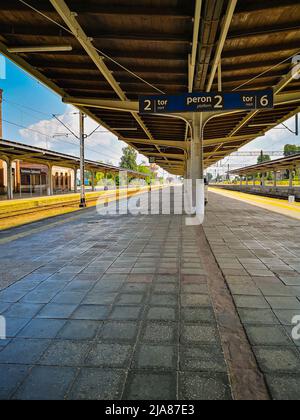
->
[79,111,87,208]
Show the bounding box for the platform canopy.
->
[0,138,147,177]
[0,0,300,175]
[230,153,300,176]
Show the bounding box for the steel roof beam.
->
[50,0,164,163]
[206,0,238,92]
[189,0,202,93]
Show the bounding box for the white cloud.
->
[18,105,154,168]
[19,105,124,165]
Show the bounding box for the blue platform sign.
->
[139,90,273,114]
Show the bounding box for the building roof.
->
[0,139,147,177]
[230,153,300,175]
[0,1,299,175]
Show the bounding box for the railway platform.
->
[0,188,299,400]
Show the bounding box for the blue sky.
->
[0,54,299,173]
[0,55,141,167]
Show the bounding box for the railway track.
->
[0,187,158,221]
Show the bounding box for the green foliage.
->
[257,150,271,164]
[284,144,300,156]
[119,146,138,171]
[137,164,155,185]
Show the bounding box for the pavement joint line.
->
[197,225,270,401]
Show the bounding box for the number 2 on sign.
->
[144,100,152,111]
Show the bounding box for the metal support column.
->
[7,159,13,200]
[91,171,96,192]
[47,164,53,196]
[274,171,277,187]
[289,168,294,188]
[73,168,78,193]
[188,112,205,223]
[79,111,87,208]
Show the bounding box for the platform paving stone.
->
[85,343,133,368]
[1,190,300,399]
[265,374,300,400]
[133,344,176,370]
[5,318,31,338]
[253,347,300,373]
[233,295,270,309]
[141,322,177,344]
[13,366,77,400]
[71,305,110,321]
[37,303,78,319]
[124,372,177,400]
[180,346,227,373]
[67,368,126,400]
[39,340,91,367]
[244,325,294,346]
[265,296,300,310]
[18,319,66,339]
[0,365,32,399]
[181,325,220,345]
[0,338,51,365]
[57,320,100,341]
[99,321,139,343]
[237,308,279,325]
[179,372,232,400]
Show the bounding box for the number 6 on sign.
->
[260,95,269,107]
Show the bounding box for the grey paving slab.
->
[99,321,139,343]
[4,303,44,319]
[244,325,293,346]
[57,320,101,341]
[37,303,78,319]
[3,190,300,399]
[133,344,177,370]
[68,368,125,400]
[39,340,91,367]
[179,372,232,400]
[180,346,227,373]
[253,347,300,373]
[85,343,133,368]
[265,374,300,400]
[124,372,176,400]
[13,366,77,400]
[141,322,178,344]
[0,338,50,365]
[181,324,220,345]
[71,305,110,321]
[237,308,279,325]
[18,319,66,339]
[0,364,32,399]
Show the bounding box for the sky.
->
[0,54,299,176]
[0,55,148,168]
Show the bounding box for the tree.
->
[137,163,155,185]
[284,144,300,157]
[257,150,271,164]
[119,146,138,171]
